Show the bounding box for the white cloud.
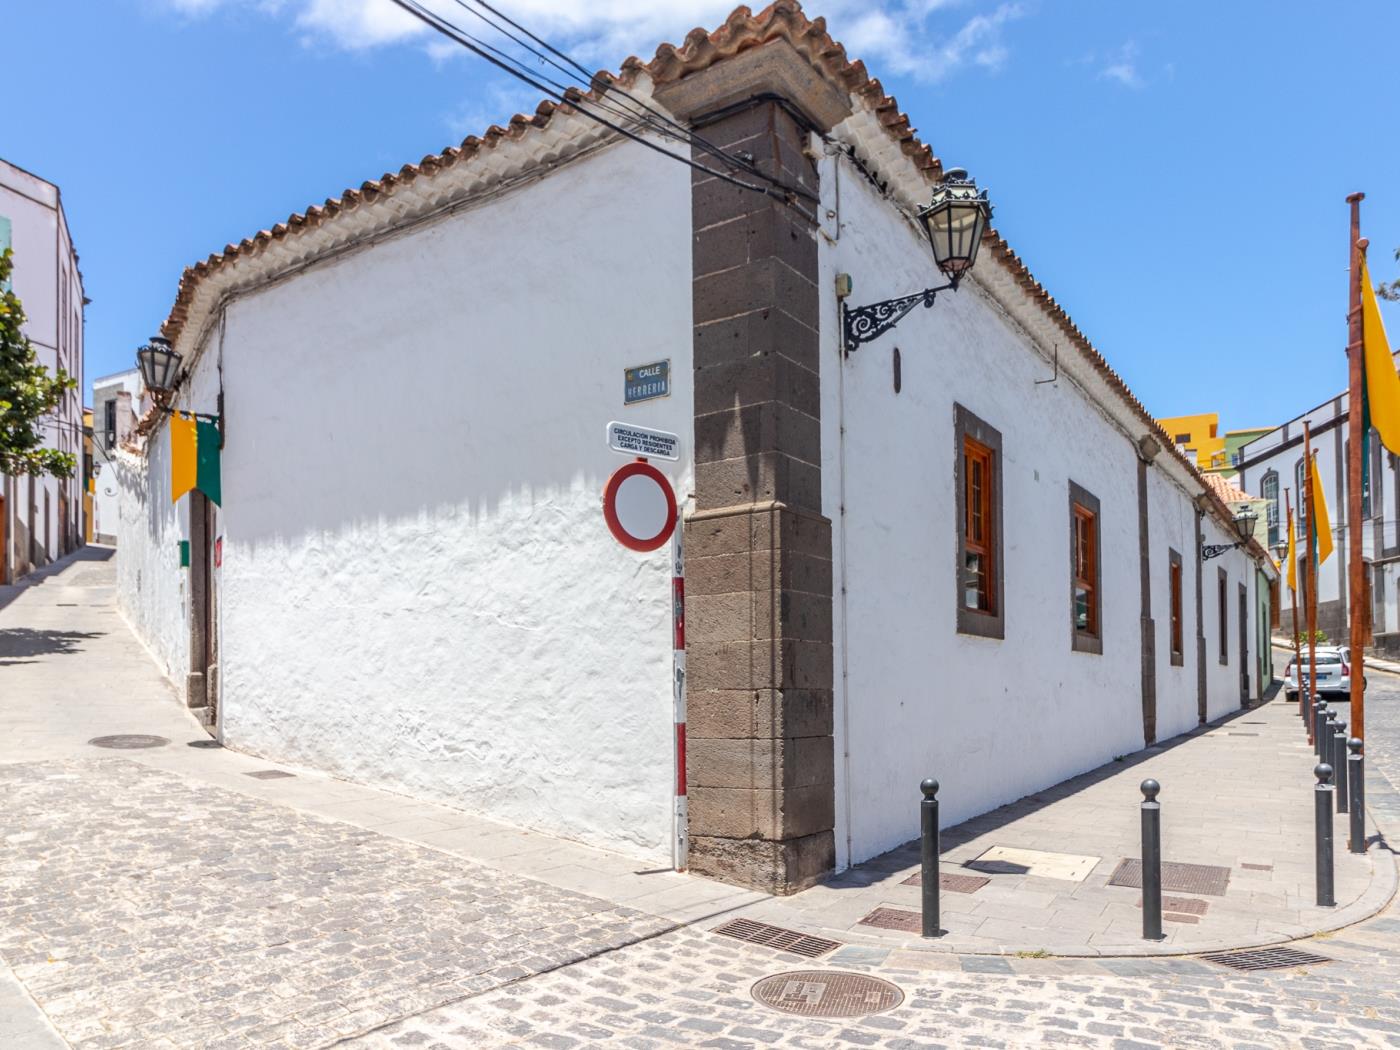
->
[1099,41,1143,88]
[156,0,1027,78]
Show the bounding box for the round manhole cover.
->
[88,735,170,750]
[752,970,903,1018]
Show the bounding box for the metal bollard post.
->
[1314,699,1327,756]
[1314,764,1335,907]
[1334,719,1348,814]
[920,779,942,938]
[1348,739,1366,855]
[1325,711,1339,777]
[1141,779,1165,941]
[1310,698,1320,750]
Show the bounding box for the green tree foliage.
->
[1378,247,1400,302]
[0,247,77,478]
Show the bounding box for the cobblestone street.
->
[3,554,1399,1049]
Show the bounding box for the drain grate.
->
[752,970,903,1018]
[1228,732,1259,737]
[244,770,295,780]
[858,907,922,932]
[1109,859,1231,896]
[1201,947,1331,972]
[713,919,841,958]
[1241,862,1273,872]
[900,871,990,894]
[88,735,170,750]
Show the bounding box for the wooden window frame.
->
[1168,548,1184,666]
[954,404,1004,640]
[1069,481,1102,654]
[1217,567,1229,665]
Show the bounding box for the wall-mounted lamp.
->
[1203,507,1259,560]
[136,336,182,395]
[838,168,993,356]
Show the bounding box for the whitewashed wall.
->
[115,435,190,684]
[126,140,693,863]
[817,154,1261,868]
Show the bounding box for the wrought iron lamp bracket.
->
[1202,542,1242,561]
[841,277,960,355]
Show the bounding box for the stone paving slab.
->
[715,693,1395,958]
[0,759,672,1049]
[347,912,1400,1049]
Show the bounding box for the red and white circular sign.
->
[603,460,677,552]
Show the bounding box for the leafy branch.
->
[0,247,78,478]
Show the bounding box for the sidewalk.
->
[718,695,1397,958]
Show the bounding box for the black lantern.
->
[1234,507,1259,543]
[919,168,993,283]
[136,336,182,395]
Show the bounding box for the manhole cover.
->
[1109,859,1231,896]
[88,735,170,750]
[967,846,1099,882]
[1241,862,1273,871]
[1139,896,1209,916]
[187,739,223,749]
[713,919,841,958]
[752,970,903,1018]
[900,871,990,893]
[244,770,295,780]
[859,907,922,932]
[1201,948,1330,971]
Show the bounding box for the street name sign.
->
[624,360,670,404]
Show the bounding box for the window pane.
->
[1075,586,1090,630]
[965,552,987,611]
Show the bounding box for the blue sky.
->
[7,0,1399,432]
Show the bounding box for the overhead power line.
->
[384,0,817,207]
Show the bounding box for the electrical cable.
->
[444,0,775,186]
[385,0,816,207]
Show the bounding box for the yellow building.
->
[1158,412,1227,472]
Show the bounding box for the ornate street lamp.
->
[839,167,993,355]
[136,336,182,396]
[1204,507,1260,560]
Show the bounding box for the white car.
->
[1284,646,1361,700]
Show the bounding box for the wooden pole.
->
[1287,490,1302,713]
[1346,191,1367,743]
[1305,421,1318,744]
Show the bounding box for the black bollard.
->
[1141,779,1165,941]
[1334,719,1349,814]
[1348,739,1366,855]
[1325,711,1339,781]
[1315,764,1335,907]
[921,778,941,938]
[1314,699,1327,756]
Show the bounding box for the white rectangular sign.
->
[607,421,680,461]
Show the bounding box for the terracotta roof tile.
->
[150,1,1266,561]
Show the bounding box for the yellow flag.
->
[170,412,197,503]
[1285,512,1297,594]
[1362,254,1400,454]
[1309,454,1333,565]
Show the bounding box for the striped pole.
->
[672,529,688,871]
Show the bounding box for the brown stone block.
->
[688,735,834,790]
[693,352,820,420]
[690,101,809,156]
[694,307,818,373]
[692,177,783,230]
[694,257,818,329]
[694,401,821,468]
[687,587,832,644]
[692,209,818,283]
[688,831,835,895]
[683,504,831,561]
[687,548,832,600]
[687,638,833,692]
[688,782,834,841]
[696,451,822,511]
[687,688,834,741]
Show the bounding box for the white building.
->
[90,368,142,545]
[1,158,86,583]
[1236,381,1399,653]
[117,3,1275,894]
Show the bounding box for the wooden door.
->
[1239,583,1249,701]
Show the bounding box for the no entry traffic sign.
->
[603,460,677,552]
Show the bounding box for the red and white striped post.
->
[672,529,688,871]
